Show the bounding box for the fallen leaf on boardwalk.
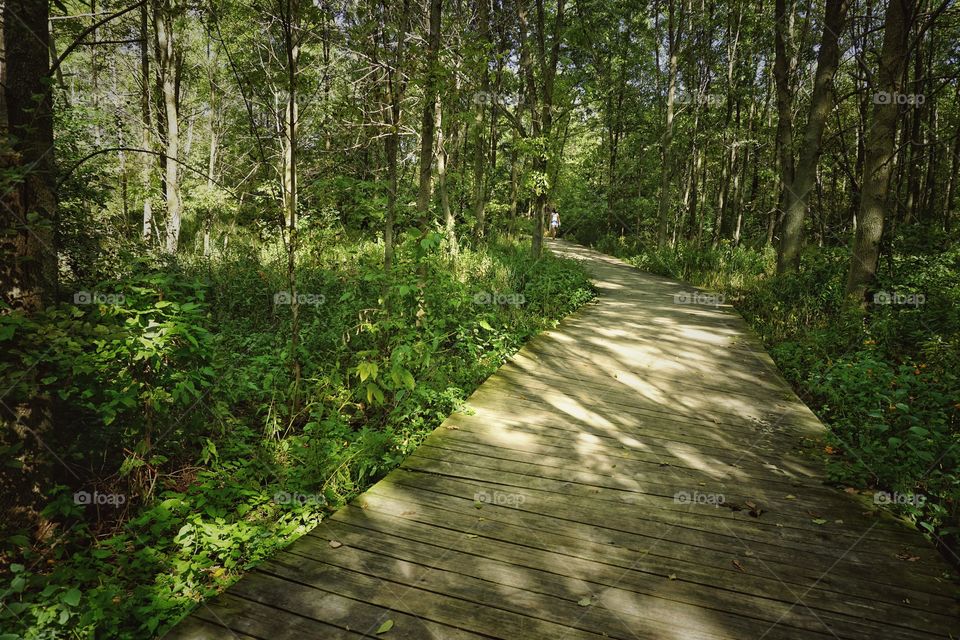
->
[732,560,746,572]
[668,574,677,580]
[376,619,394,634]
[812,518,828,525]
[785,494,796,500]
[577,597,592,606]
[466,534,478,538]
[329,540,343,548]
[744,550,755,557]
[896,551,921,561]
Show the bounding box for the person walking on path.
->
[549,208,561,238]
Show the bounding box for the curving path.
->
[166,239,959,639]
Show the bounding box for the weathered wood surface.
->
[165,239,959,639]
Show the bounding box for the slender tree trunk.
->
[382,0,412,271]
[530,0,565,257]
[944,85,960,232]
[657,0,681,246]
[772,0,796,250]
[154,0,182,253]
[509,142,519,235]
[436,100,457,255]
[472,0,491,237]
[140,2,153,243]
[846,0,915,302]
[280,0,302,413]
[416,0,443,225]
[205,60,218,257]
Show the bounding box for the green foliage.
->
[0,234,594,640]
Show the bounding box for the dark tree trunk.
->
[846,0,916,303]
[777,0,850,273]
[1,0,58,539]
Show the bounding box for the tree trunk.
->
[777,0,850,272]
[280,0,302,414]
[140,2,153,243]
[845,0,915,302]
[205,54,218,257]
[436,100,457,255]
[656,0,681,246]
[416,0,443,225]
[772,0,795,250]
[1,0,57,539]
[472,0,491,237]
[382,0,412,271]
[154,0,182,253]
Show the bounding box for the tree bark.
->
[845,0,915,302]
[154,0,182,253]
[141,3,153,242]
[382,0,412,271]
[472,0,491,237]
[416,0,443,225]
[772,0,795,249]
[777,0,850,272]
[656,0,681,246]
[1,0,58,539]
[280,0,302,413]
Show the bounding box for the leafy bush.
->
[0,233,594,639]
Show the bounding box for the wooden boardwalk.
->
[166,239,959,640]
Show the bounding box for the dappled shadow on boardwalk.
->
[165,239,960,640]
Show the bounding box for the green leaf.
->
[366,383,384,405]
[61,587,82,606]
[812,518,827,525]
[908,426,929,437]
[577,597,592,607]
[478,319,493,331]
[376,619,394,634]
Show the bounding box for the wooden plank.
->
[299,519,845,640]
[162,615,262,640]
[434,414,823,485]
[165,592,368,639]
[425,425,830,496]
[315,511,954,639]
[357,477,957,612]
[164,239,959,640]
[440,412,825,482]
[372,471,958,598]
[228,570,491,639]
[254,549,614,640]
[411,440,924,543]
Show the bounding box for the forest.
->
[1,0,958,637]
